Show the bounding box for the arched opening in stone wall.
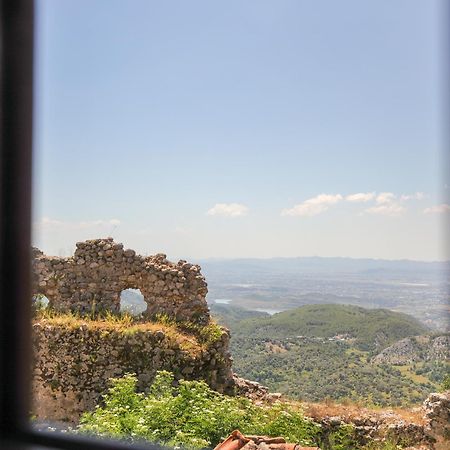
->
[119,288,146,316]
[32,294,49,310]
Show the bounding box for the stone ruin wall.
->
[32,320,235,423]
[31,238,254,422]
[32,238,210,324]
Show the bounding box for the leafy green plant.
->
[79,371,328,449]
[248,401,321,446]
[441,374,450,391]
[185,321,224,346]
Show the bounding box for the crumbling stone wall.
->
[32,238,209,324]
[305,392,450,449]
[32,319,235,422]
[31,239,271,423]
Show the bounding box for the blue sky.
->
[33,0,448,260]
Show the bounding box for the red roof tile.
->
[214,430,320,450]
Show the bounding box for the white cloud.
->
[35,217,121,231]
[423,204,450,214]
[375,192,396,204]
[283,190,427,218]
[361,191,427,216]
[365,203,406,216]
[400,192,425,201]
[282,194,343,217]
[363,192,406,216]
[345,192,376,203]
[207,203,248,217]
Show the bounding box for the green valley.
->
[211,304,449,407]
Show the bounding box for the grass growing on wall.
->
[34,310,203,356]
[34,302,225,349]
[33,306,227,359]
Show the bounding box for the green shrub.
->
[79,371,326,448]
[441,374,450,391]
[325,424,358,450]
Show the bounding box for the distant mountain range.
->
[199,256,450,278]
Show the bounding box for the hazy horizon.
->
[31,240,450,265]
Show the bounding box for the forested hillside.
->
[230,304,428,352]
[212,304,448,406]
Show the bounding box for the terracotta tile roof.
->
[214,430,320,450]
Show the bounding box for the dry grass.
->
[32,310,205,357]
[300,399,426,425]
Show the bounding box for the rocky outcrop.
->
[32,238,209,324]
[428,336,450,361]
[232,375,272,402]
[423,391,450,450]
[372,335,450,365]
